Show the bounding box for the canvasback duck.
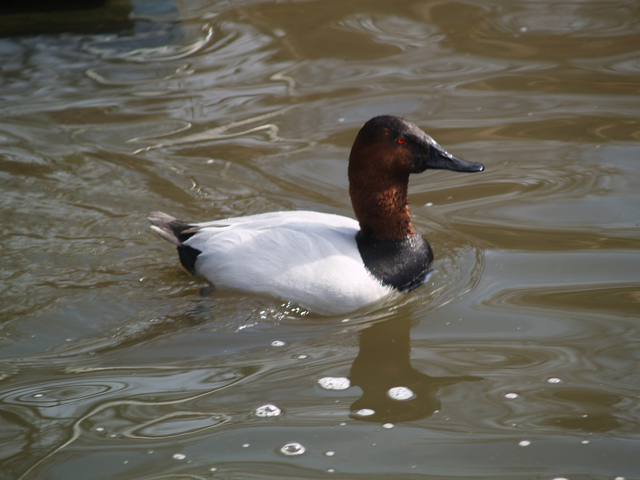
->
[149,115,483,315]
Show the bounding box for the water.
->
[1,0,639,478]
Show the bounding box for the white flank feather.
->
[184,211,394,315]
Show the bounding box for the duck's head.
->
[348,115,484,178]
[348,115,484,240]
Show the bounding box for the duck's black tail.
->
[148,212,201,274]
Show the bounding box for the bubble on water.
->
[382,423,394,429]
[325,451,335,457]
[210,467,217,472]
[280,442,305,456]
[505,392,519,399]
[327,468,335,473]
[242,443,250,448]
[95,427,105,432]
[547,377,562,384]
[354,408,375,417]
[387,386,415,401]
[271,340,285,347]
[254,404,282,417]
[296,354,308,359]
[552,477,568,480]
[317,377,350,390]
[581,440,589,444]
[518,440,531,447]
[173,453,186,460]
[33,393,43,398]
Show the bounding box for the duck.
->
[149,115,484,315]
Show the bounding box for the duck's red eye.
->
[397,137,406,144]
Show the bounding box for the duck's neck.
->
[349,174,418,241]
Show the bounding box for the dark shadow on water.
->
[349,317,482,423]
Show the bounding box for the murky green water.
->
[1,0,639,479]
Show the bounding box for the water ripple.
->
[484,283,640,317]
[10,366,252,480]
[486,4,637,37]
[72,120,191,151]
[85,63,194,86]
[339,14,441,51]
[83,24,216,62]
[124,411,230,439]
[419,339,640,438]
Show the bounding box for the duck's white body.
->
[181,211,394,315]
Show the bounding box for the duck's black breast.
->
[356,233,434,292]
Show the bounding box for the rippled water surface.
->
[1,0,640,479]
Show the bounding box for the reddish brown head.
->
[348,115,483,241]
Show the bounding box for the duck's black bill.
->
[430,144,484,173]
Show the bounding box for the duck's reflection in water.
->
[349,317,481,423]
